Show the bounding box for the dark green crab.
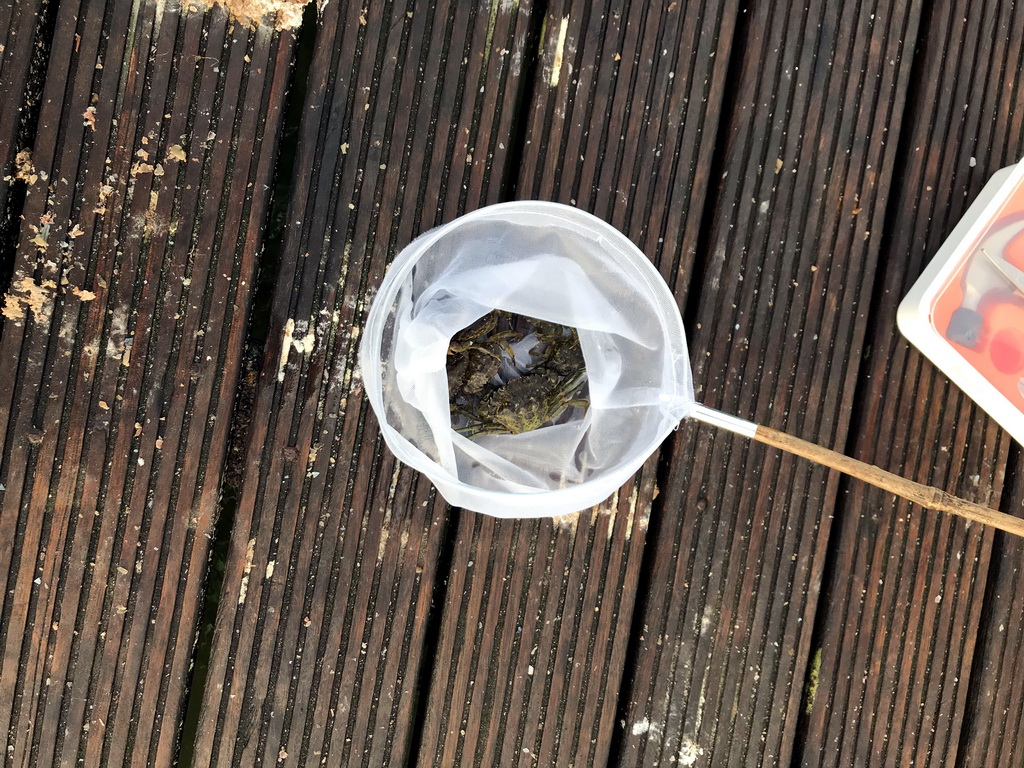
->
[526,318,584,377]
[458,368,588,437]
[446,311,522,399]
[449,312,590,437]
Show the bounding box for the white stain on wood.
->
[278,318,317,381]
[550,16,569,87]
[238,538,256,604]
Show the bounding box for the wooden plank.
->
[616,2,925,765]
[189,0,538,764]
[801,2,1024,765]
[415,2,740,765]
[418,485,655,768]
[0,0,54,260]
[0,0,294,762]
[961,476,1024,768]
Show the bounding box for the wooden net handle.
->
[687,405,1024,539]
[753,425,1024,538]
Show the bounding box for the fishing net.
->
[360,202,693,517]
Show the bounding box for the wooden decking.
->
[1,0,1022,765]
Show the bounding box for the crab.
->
[458,367,589,437]
[526,319,584,377]
[446,310,522,399]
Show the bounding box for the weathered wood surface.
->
[801,3,1024,766]
[0,0,53,267]
[3,0,1024,766]
[962,474,1024,768]
[617,1,930,765]
[416,2,739,766]
[190,0,539,764]
[0,0,293,763]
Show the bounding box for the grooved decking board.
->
[418,480,656,768]
[802,2,1024,765]
[0,0,53,260]
[189,0,537,764]
[415,2,739,766]
[0,0,293,762]
[617,2,923,765]
[961,472,1024,768]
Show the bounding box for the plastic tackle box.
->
[898,161,1024,445]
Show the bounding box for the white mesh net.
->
[360,202,694,517]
